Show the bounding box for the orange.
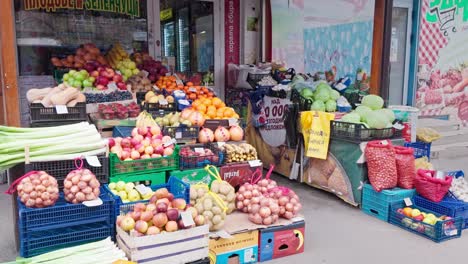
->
[189,93,197,100]
[186,82,194,87]
[223,108,235,117]
[212,98,222,108]
[196,104,207,113]
[207,110,216,118]
[207,105,216,113]
[203,98,212,106]
[233,113,240,119]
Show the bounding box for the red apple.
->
[117,82,127,90]
[91,70,99,78]
[113,74,123,83]
[121,138,132,148]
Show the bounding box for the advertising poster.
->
[416,0,468,125]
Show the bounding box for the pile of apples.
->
[98,102,140,120]
[109,125,175,161]
[88,66,127,91]
[108,181,154,203]
[179,146,220,168]
[117,188,205,236]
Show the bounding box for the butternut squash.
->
[41,86,63,107]
[66,93,86,107]
[51,87,80,106]
[26,87,52,103]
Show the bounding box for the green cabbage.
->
[341,113,361,123]
[355,105,372,122]
[366,111,390,129]
[330,90,340,101]
[300,88,314,98]
[380,109,396,123]
[362,94,384,110]
[325,100,337,112]
[316,83,332,93]
[314,89,330,102]
[311,100,326,112]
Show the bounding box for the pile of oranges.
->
[192,97,240,119]
[155,76,214,99]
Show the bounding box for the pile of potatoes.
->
[210,180,236,214]
[221,143,258,163]
[194,193,227,231]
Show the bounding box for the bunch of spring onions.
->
[0,122,107,172]
[14,238,129,264]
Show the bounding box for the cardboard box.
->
[258,220,305,262]
[219,162,262,188]
[209,230,258,264]
[117,225,209,264]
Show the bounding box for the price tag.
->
[135,184,150,196]
[175,132,182,139]
[163,138,177,147]
[153,85,160,91]
[85,156,102,167]
[166,73,171,76]
[141,70,149,77]
[248,160,262,167]
[108,82,118,90]
[176,80,184,86]
[181,211,196,227]
[55,105,68,114]
[380,140,389,146]
[447,229,458,236]
[228,118,238,127]
[215,230,233,239]
[179,99,190,105]
[83,198,103,207]
[159,99,168,105]
[217,142,226,147]
[194,148,205,154]
[189,87,197,93]
[393,123,404,130]
[404,198,413,207]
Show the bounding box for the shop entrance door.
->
[388,1,413,105]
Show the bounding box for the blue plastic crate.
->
[361,184,415,222]
[414,195,468,229]
[20,222,112,258]
[108,176,190,216]
[389,199,462,243]
[18,187,115,241]
[404,141,431,159]
[112,126,134,138]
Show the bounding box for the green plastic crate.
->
[110,172,166,186]
[109,146,179,178]
[170,168,216,187]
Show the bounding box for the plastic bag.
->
[417,127,441,143]
[365,140,398,192]
[415,169,452,202]
[394,146,416,189]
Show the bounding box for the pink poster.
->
[416,0,468,124]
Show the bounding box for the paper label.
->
[217,142,226,147]
[82,198,103,207]
[135,184,150,196]
[141,70,149,77]
[163,138,177,147]
[153,85,160,91]
[404,198,413,207]
[175,132,182,139]
[108,82,118,90]
[194,148,205,154]
[85,156,102,167]
[181,211,195,227]
[159,99,168,105]
[215,230,233,239]
[176,80,183,86]
[189,87,197,92]
[228,118,238,127]
[166,73,171,76]
[245,247,254,262]
[179,99,190,105]
[248,160,262,167]
[55,105,68,114]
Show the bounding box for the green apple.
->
[73,80,82,88]
[422,217,433,225]
[128,61,136,70]
[88,76,96,83]
[63,73,70,81]
[108,182,117,190]
[123,75,128,82]
[75,73,85,82]
[124,69,132,77]
[79,69,88,76]
[132,68,140,75]
[116,181,126,191]
[118,191,128,200]
[411,209,421,218]
[82,80,93,88]
[128,189,140,201]
[69,69,77,75]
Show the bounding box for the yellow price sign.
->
[160,8,173,21]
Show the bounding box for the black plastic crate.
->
[330,121,402,143]
[163,126,199,143]
[290,89,313,111]
[179,143,224,170]
[247,72,271,89]
[25,155,109,190]
[136,92,146,105]
[143,101,177,116]
[29,103,87,127]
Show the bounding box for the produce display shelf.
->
[24,155,109,190]
[110,171,167,186]
[29,103,87,127]
[330,121,403,143]
[404,141,431,159]
[18,187,115,240]
[414,195,468,230]
[361,184,415,222]
[109,176,190,216]
[389,200,462,243]
[20,222,112,258]
[109,146,179,178]
[179,143,225,170]
[247,72,271,89]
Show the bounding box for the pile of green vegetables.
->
[341,94,395,129]
[0,122,107,171]
[299,82,340,112]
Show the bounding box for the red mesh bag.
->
[394,146,416,189]
[415,169,452,202]
[365,140,397,192]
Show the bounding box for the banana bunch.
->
[106,43,129,68]
[135,111,157,128]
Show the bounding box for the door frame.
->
[393,0,413,105]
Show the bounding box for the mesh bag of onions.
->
[365,140,398,192]
[7,171,60,208]
[394,146,416,189]
[268,187,302,219]
[63,168,101,204]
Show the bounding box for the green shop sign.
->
[24,0,141,17]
